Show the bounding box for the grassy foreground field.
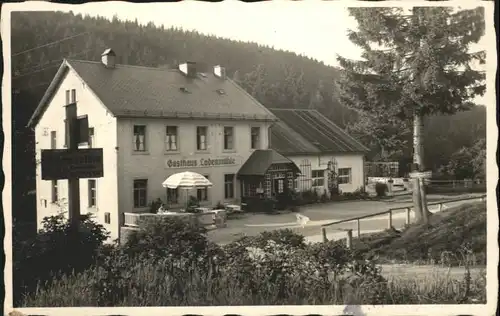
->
[20,202,487,306]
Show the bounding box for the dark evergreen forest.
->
[10,11,486,223]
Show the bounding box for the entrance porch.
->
[237,149,301,210]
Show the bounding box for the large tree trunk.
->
[412,113,431,224]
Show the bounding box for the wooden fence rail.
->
[320,194,486,247]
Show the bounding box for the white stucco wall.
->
[116,118,272,222]
[34,67,120,241]
[288,153,365,194]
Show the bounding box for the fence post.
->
[405,207,411,225]
[387,210,393,229]
[346,229,353,249]
[357,219,361,238]
[322,227,328,242]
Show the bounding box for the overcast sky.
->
[55,1,491,68]
[61,1,363,67]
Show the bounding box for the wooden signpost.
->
[40,102,104,228]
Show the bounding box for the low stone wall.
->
[120,210,227,244]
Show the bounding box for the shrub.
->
[122,216,210,263]
[306,241,352,276]
[241,197,275,213]
[92,247,133,306]
[301,189,323,204]
[375,182,388,197]
[353,187,368,198]
[254,229,307,249]
[186,195,200,212]
[149,198,163,213]
[320,191,329,202]
[275,192,291,210]
[13,213,109,305]
[312,188,320,202]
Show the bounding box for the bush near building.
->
[13,214,109,305]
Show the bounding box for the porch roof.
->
[237,149,300,177]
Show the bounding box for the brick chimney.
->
[101,48,116,68]
[213,65,226,80]
[179,62,197,77]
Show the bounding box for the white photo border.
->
[2,1,497,315]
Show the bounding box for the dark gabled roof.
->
[269,108,369,155]
[237,149,300,177]
[27,59,277,128]
[270,120,321,155]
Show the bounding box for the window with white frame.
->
[133,179,148,208]
[223,127,234,150]
[133,125,147,152]
[165,126,178,151]
[167,188,179,204]
[277,179,284,193]
[88,127,94,148]
[51,180,58,203]
[224,174,235,198]
[287,172,294,190]
[311,170,325,187]
[197,175,209,201]
[65,89,76,104]
[250,127,260,149]
[196,126,208,151]
[338,168,352,184]
[88,179,97,208]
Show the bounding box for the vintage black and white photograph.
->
[2,0,497,314]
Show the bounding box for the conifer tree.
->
[336,6,485,223]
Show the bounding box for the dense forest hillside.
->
[10,11,486,222]
[11,11,354,128]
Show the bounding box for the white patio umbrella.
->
[162,171,213,210]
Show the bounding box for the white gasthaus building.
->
[28,49,368,242]
[28,49,303,241]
